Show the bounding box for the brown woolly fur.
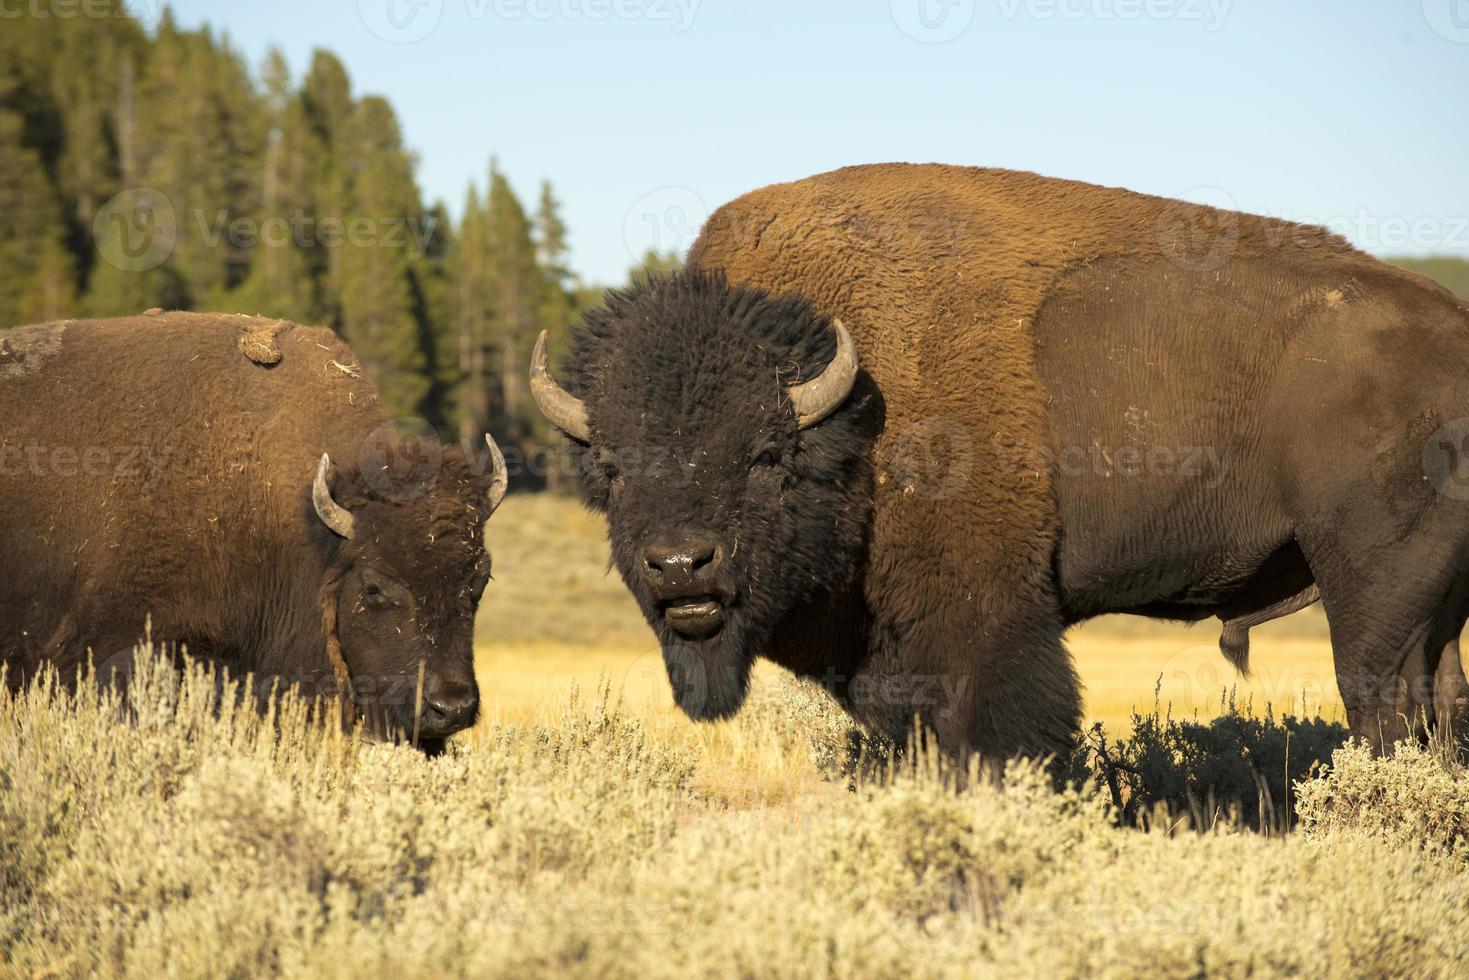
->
[0,311,501,748]
[555,162,1469,765]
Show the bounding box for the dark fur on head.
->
[315,439,496,747]
[562,271,876,719]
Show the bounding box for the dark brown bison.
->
[1,310,506,749]
[532,163,1469,764]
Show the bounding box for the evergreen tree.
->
[335,96,428,417]
[0,2,583,467]
[483,162,542,466]
[411,200,458,434]
[0,108,75,324]
[629,246,682,285]
[227,49,316,319]
[451,184,493,445]
[532,181,579,488]
[300,50,354,327]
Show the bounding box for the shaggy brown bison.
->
[532,163,1469,763]
[0,310,506,749]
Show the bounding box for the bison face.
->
[535,272,875,721]
[312,438,507,750]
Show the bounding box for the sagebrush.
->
[2,650,1467,979]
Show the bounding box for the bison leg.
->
[1435,637,1469,747]
[852,610,1081,775]
[1307,549,1469,753]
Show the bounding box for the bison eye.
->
[752,447,781,468]
[362,582,394,610]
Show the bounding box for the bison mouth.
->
[660,595,726,640]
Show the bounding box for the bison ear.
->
[312,454,357,539]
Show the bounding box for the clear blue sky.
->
[158,0,1469,286]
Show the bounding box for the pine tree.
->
[0,0,583,460]
[483,163,542,467]
[0,108,75,324]
[532,181,579,488]
[226,49,316,319]
[335,96,428,417]
[300,50,354,327]
[410,200,458,434]
[451,184,493,445]
[629,246,682,285]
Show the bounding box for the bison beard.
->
[660,638,753,721]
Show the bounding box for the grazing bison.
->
[532,163,1469,763]
[1,311,506,749]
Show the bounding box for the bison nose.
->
[417,681,479,738]
[641,534,723,591]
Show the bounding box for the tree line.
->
[4,3,1467,488]
[0,2,674,488]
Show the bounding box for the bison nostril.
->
[642,534,723,587]
[418,684,478,737]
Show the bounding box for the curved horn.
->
[787,319,859,429]
[529,330,591,443]
[312,454,356,539]
[483,434,509,515]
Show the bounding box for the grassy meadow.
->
[6,492,1469,978]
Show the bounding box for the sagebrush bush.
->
[1063,689,1349,830]
[1296,739,1469,861]
[3,647,1467,978]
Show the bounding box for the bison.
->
[531,163,1469,764]
[1,310,506,749]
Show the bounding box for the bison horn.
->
[312,454,356,539]
[787,319,859,429]
[529,330,591,443]
[484,434,509,515]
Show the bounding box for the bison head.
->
[311,435,507,750]
[533,272,874,721]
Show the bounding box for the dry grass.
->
[2,651,1466,978]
